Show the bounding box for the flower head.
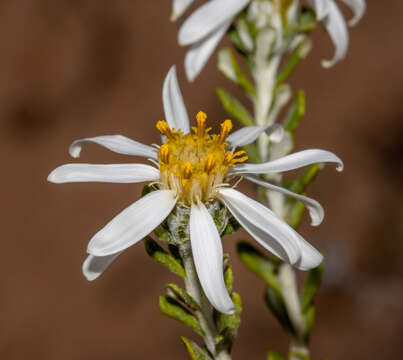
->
[48,66,343,314]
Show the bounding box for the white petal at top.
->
[163,66,191,134]
[185,20,231,82]
[229,149,344,175]
[190,201,236,314]
[309,0,331,20]
[69,135,158,159]
[321,0,349,68]
[219,188,301,265]
[226,124,284,148]
[47,163,160,184]
[178,0,249,46]
[87,190,177,256]
[341,0,366,26]
[244,175,325,226]
[82,252,123,281]
[171,0,197,21]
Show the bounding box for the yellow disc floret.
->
[157,112,248,204]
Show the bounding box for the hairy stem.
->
[180,241,231,360]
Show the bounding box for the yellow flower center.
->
[156,111,248,204]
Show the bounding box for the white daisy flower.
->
[48,66,343,314]
[173,0,366,80]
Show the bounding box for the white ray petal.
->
[309,0,330,20]
[69,135,157,159]
[341,0,366,26]
[47,163,160,184]
[219,188,301,265]
[171,0,197,21]
[226,124,284,148]
[178,0,249,45]
[82,252,123,281]
[190,201,235,314]
[229,149,343,175]
[163,66,190,134]
[185,20,231,82]
[321,0,349,68]
[88,190,177,256]
[294,234,323,270]
[244,175,325,226]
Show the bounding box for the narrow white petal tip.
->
[221,305,237,315]
[296,248,324,271]
[336,161,344,172]
[82,253,122,281]
[47,171,56,183]
[266,124,284,143]
[321,59,336,69]
[69,143,81,158]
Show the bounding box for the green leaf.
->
[216,87,253,126]
[144,237,185,278]
[304,305,316,341]
[224,265,234,293]
[159,296,204,336]
[181,337,213,360]
[166,283,200,311]
[215,292,242,336]
[217,48,255,96]
[236,241,280,293]
[283,90,306,133]
[242,143,260,164]
[265,287,295,336]
[276,40,312,88]
[286,164,320,195]
[300,263,323,313]
[267,349,285,360]
[296,8,317,32]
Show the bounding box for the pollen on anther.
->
[183,161,193,179]
[159,144,170,164]
[219,119,233,143]
[196,111,207,137]
[156,120,173,139]
[204,154,216,173]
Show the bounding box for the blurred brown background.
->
[1,1,402,359]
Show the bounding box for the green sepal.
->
[144,237,186,278]
[300,263,323,313]
[166,283,200,311]
[265,287,295,336]
[221,216,241,237]
[159,296,204,336]
[141,183,157,197]
[266,349,285,360]
[224,265,234,293]
[237,241,280,294]
[283,90,306,133]
[242,143,261,164]
[295,8,317,32]
[215,292,242,350]
[216,87,253,126]
[181,336,213,360]
[304,305,316,342]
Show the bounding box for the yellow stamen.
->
[159,144,170,164]
[196,111,207,137]
[156,120,174,139]
[183,161,193,179]
[223,150,248,166]
[219,119,233,143]
[204,154,216,174]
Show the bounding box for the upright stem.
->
[179,241,231,360]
